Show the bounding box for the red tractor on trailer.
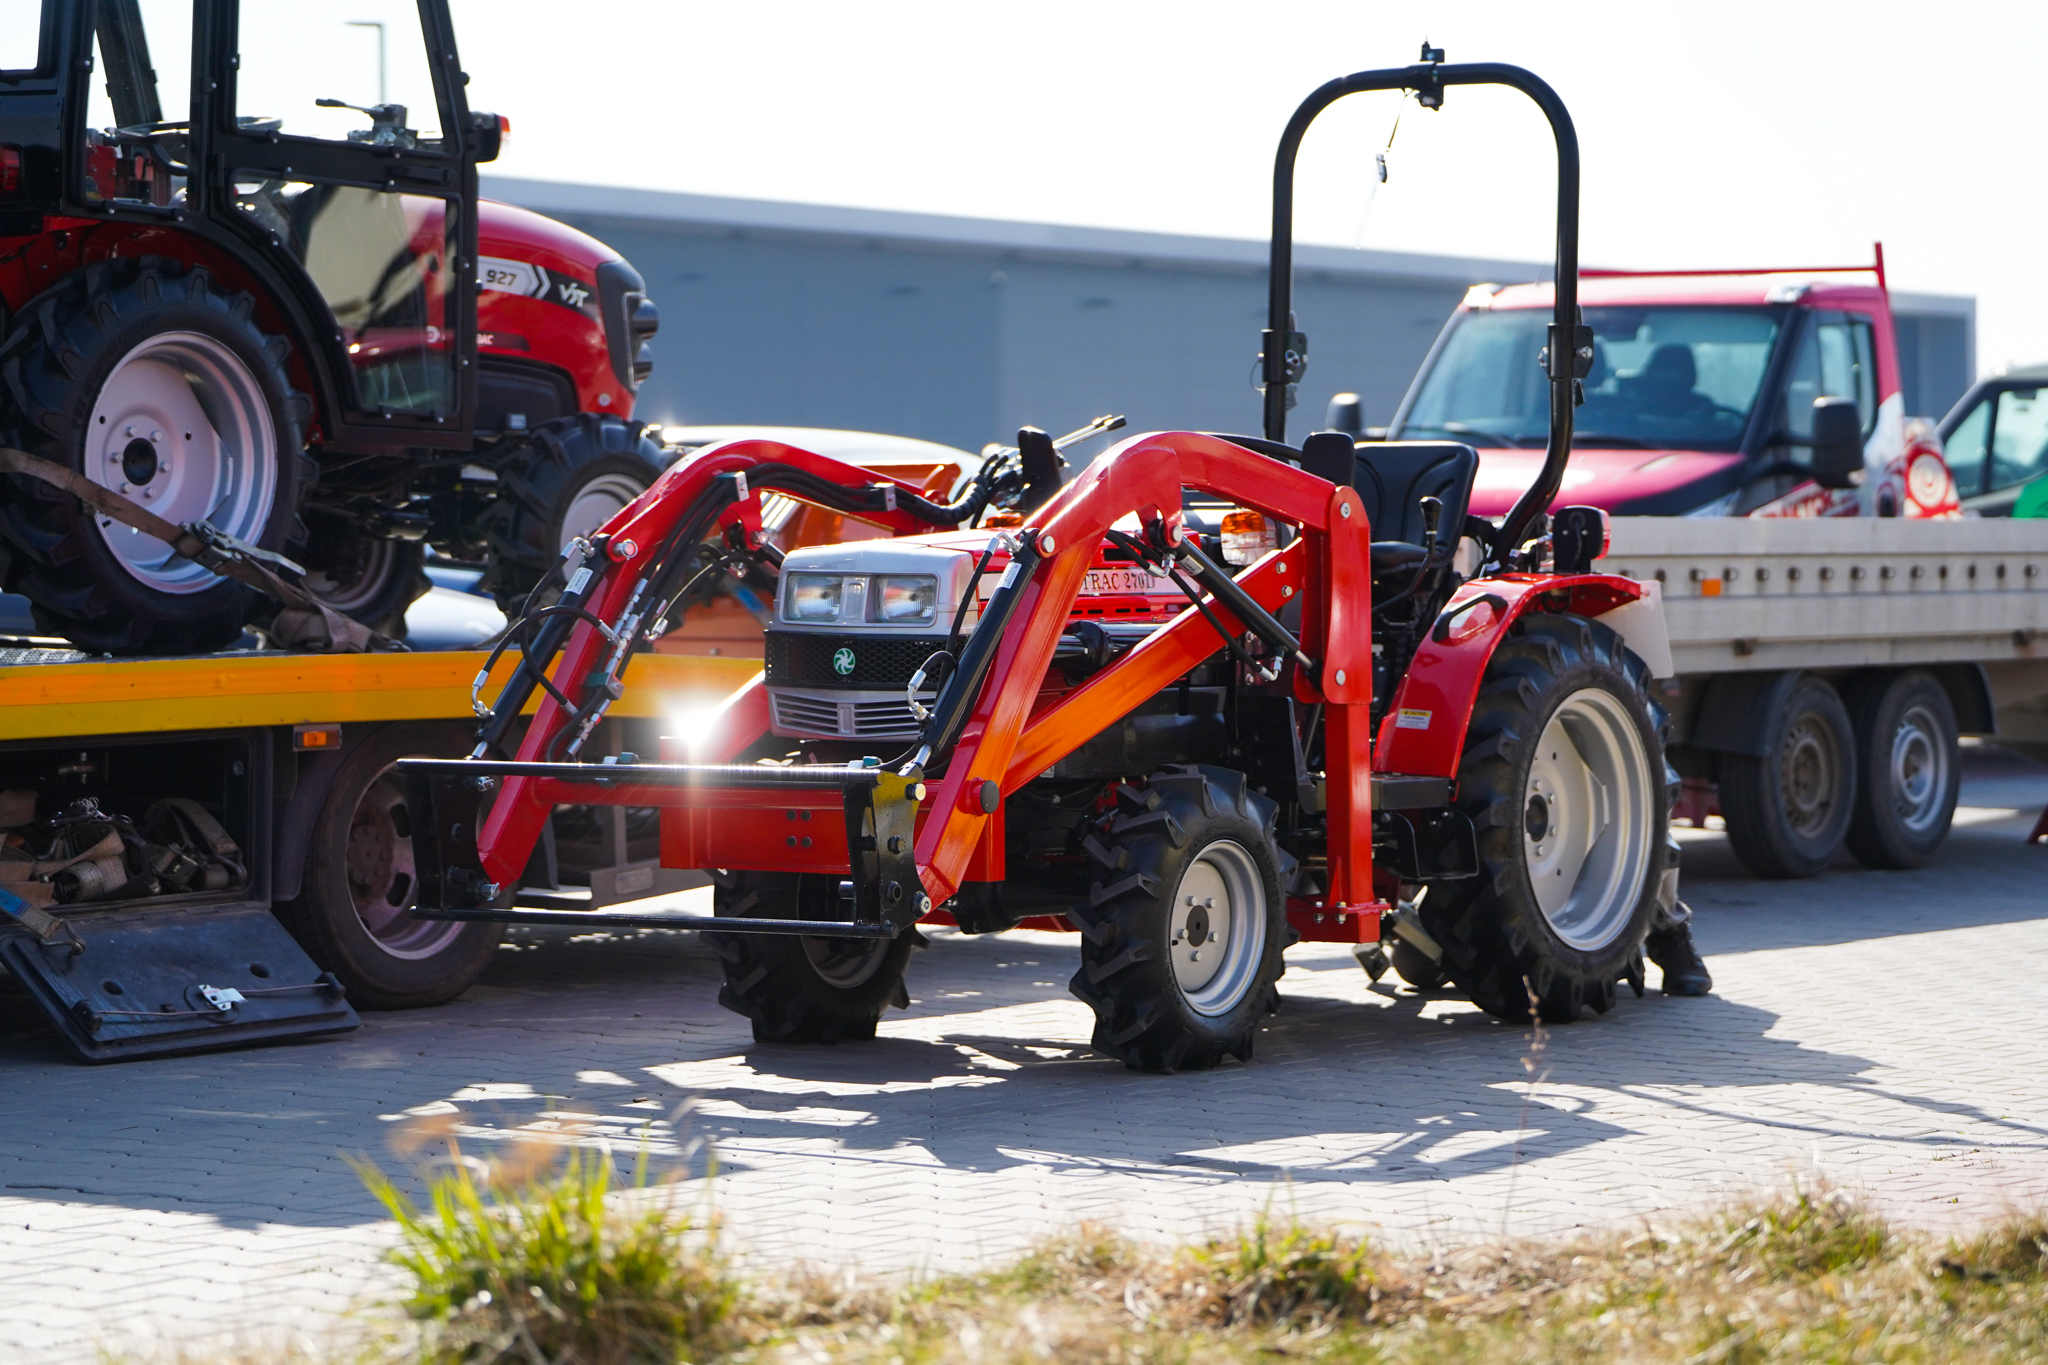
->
[403,54,1703,1068]
[0,0,663,652]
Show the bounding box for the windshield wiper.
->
[1570,432,1656,448]
[1405,423,1535,448]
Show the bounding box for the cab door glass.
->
[234,0,445,148]
[1782,311,1878,451]
[1,0,46,71]
[1991,388,2048,493]
[1944,396,1990,498]
[83,0,194,208]
[234,179,457,417]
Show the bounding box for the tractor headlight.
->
[872,574,938,624]
[784,573,845,622]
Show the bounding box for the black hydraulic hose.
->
[912,534,1042,768]
[1262,59,1579,566]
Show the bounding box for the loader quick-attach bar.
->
[473,440,961,888]
[406,758,926,938]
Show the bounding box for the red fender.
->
[1373,573,1646,780]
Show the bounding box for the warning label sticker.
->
[1396,708,1433,730]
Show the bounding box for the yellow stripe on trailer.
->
[0,650,758,741]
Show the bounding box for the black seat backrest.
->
[1350,441,1478,560]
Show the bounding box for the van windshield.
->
[1398,305,1784,452]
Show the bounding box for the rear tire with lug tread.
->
[1719,675,1856,878]
[1421,614,1668,1024]
[708,871,917,1043]
[1068,765,1291,1072]
[276,723,503,1009]
[0,257,314,654]
[476,414,666,613]
[1842,670,1958,870]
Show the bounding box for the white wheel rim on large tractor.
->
[348,765,462,959]
[1169,839,1269,1017]
[1890,702,1950,835]
[86,331,278,592]
[1521,687,1655,951]
[558,471,648,553]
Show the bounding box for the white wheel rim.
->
[1890,703,1949,834]
[558,471,647,553]
[1169,839,1268,1017]
[86,331,278,593]
[1780,710,1843,839]
[1522,687,1655,951]
[348,766,462,959]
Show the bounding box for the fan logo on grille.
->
[832,647,856,676]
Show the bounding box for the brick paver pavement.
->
[2,748,2044,1362]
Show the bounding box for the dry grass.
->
[122,1175,2047,1364]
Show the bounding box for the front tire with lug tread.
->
[709,871,917,1043]
[276,723,503,1009]
[1421,614,1669,1024]
[476,414,666,613]
[1068,765,1291,1072]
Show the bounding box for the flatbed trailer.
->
[0,645,747,1059]
[1601,517,2048,874]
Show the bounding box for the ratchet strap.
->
[0,447,400,653]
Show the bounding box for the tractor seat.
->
[1370,541,1428,574]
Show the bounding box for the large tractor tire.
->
[276,723,504,1009]
[1068,766,1291,1072]
[1422,614,1668,1024]
[300,514,431,639]
[0,258,314,654]
[708,871,918,1044]
[477,414,666,613]
[1842,669,1959,870]
[1719,675,1856,878]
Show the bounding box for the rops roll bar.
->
[1261,47,1585,566]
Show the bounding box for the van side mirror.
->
[1326,392,1363,436]
[1811,397,1863,489]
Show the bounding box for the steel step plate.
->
[0,901,358,1062]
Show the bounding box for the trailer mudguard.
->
[1373,573,1649,778]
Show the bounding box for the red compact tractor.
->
[0,1,663,652]
[403,54,1695,1070]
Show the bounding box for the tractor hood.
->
[1463,446,1746,518]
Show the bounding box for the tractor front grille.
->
[764,631,953,690]
[769,688,928,741]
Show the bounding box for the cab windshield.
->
[1398,305,1785,452]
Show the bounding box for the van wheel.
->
[1422,614,1667,1024]
[1843,670,1959,869]
[0,257,313,654]
[1068,766,1290,1072]
[708,871,916,1043]
[277,723,503,1009]
[1719,675,1856,878]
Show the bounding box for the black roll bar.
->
[1262,54,1582,563]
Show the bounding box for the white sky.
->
[447,0,2047,382]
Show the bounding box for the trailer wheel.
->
[708,872,916,1044]
[1423,615,1667,1024]
[1843,670,1959,869]
[0,257,314,654]
[476,414,666,613]
[1718,676,1856,878]
[1068,766,1289,1072]
[278,723,503,1009]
